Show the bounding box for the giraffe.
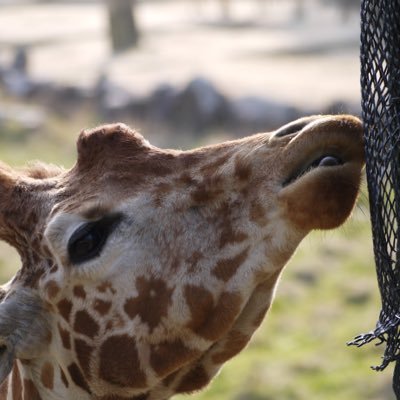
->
[0,114,364,399]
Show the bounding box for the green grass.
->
[0,103,394,399]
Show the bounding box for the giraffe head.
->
[0,115,364,399]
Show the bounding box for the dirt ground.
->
[0,0,361,111]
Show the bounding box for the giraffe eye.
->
[68,214,123,264]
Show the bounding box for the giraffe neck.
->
[0,360,93,400]
[0,361,40,400]
[0,266,283,400]
[0,361,166,400]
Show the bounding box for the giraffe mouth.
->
[283,154,344,187]
[279,115,365,190]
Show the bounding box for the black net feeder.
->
[348,0,400,397]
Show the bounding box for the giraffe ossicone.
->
[0,115,364,399]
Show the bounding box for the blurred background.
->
[0,0,393,399]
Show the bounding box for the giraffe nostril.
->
[274,119,314,138]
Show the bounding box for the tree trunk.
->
[220,0,231,20]
[294,0,305,21]
[107,0,139,53]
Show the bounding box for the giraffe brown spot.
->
[57,299,72,322]
[178,173,196,187]
[191,177,223,204]
[250,201,268,226]
[184,285,214,332]
[124,276,173,333]
[67,363,91,394]
[176,364,210,394]
[40,362,54,390]
[73,285,86,299]
[150,340,200,377]
[153,182,172,207]
[58,323,71,350]
[197,292,242,341]
[212,247,249,282]
[219,225,248,249]
[200,153,230,175]
[93,299,112,315]
[60,367,69,388]
[234,157,252,181]
[169,254,181,272]
[211,330,250,364]
[49,264,58,274]
[12,360,21,400]
[186,251,203,273]
[99,335,147,388]
[74,339,93,377]
[213,202,249,249]
[96,281,116,294]
[23,379,41,400]
[191,184,210,203]
[44,280,60,299]
[73,310,99,339]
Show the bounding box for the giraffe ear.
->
[76,123,150,171]
[0,163,19,243]
[0,161,62,247]
[0,162,16,226]
[0,162,16,193]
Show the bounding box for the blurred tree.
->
[107,0,139,53]
[220,0,231,20]
[294,0,305,21]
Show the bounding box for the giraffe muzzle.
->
[278,115,365,231]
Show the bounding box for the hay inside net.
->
[348,0,400,397]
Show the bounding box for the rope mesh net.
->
[348,0,400,396]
